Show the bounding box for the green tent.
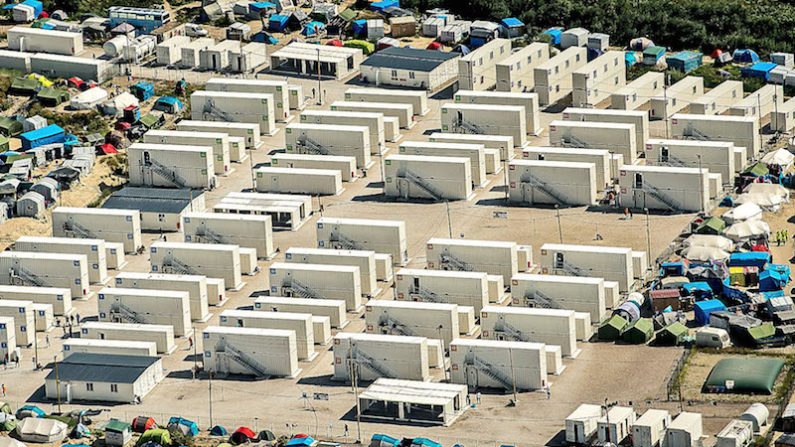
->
[0,415,17,431]
[344,39,375,55]
[747,322,776,343]
[105,419,132,433]
[656,322,689,346]
[139,113,164,129]
[742,162,769,178]
[338,8,356,21]
[695,216,726,235]
[622,318,654,344]
[703,357,785,394]
[0,117,23,137]
[36,87,70,107]
[598,315,628,341]
[137,428,172,446]
[10,77,40,96]
[0,401,11,414]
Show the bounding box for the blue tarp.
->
[286,437,316,447]
[733,49,760,63]
[252,32,278,44]
[17,405,45,418]
[412,439,442,447]
[667,51,702,73]
[469,36,487,48]
[352,19,367,36]
[209,425,228,436]
[587,47,603,61]
[301,21,325,36]
[269,14,289,31]
[768,263,791,277]
[132,81,154,101]
[370,0,398,11]
[543,27,562,45]
[250,1,275,12]
[760,269,789,291]
[15,0,42,17]
[682,281,713,298]
[694,299,727,326]
[762,289,786,300]
[729,252,770,268]
[625,51,638,66]
[661,261,686,277]
[371,435,399,447]
[20,124,65,150]
[500,17,523,28]
[167,417,199,436]
[742,62,778,80]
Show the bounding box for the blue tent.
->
[499,17,524,38]
[210,425,228,436]
[733,49,760,63]
[154,96,182,113]
[269,14,289,32]
[412,439,442,447]
[301,21,325,36]
[249,1,275,16]
[625,51,638,67]
[252,32,278,44]
[660,261,686,277]
[729,252,770,269]
[542,27,562,45]
[20,124,65,150]
[682,281,713,299]
[286,437,316,447]
[352,19,367,36]
[587,47,603,61]
[370,0,398,12]
[167,417,199,436]
[741,62,777,80]
[694,299,727,326]
[371,434,400,447]
[760,269,789,291]
[16,405,45,419]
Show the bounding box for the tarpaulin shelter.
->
[695,216,726,235]
[622,318,654,344]
[16,405,45,419]
[352,19,367,36]
[230,426,256,444]
[258,430,275,441]
[0,117,23,137]
[10,77,41,96]
[682,281,713,299]
[630,37,654,50]
[131,416,157,433]
[695,299,727,326]
[736,192,785,212]
[287,436,317,447]
[344,39,374,54]
[704,357,784,394]
[542,27,562,45]
[371,434,400,447]
[370,0,398,12]
[167,417,199,436]
[722,202,763,224]
[153,96,182,114]
[598,315,628,341]
[733,49,760,63]
[302,21,325,36]
[36,87,70,107]
[251,32,279,44]
[742,162,769,178]
[15,418,68,443]
[742,62,777,80]
[760,269,789,291]
[210,425,228,436]
[729,252,770,269]
[130,82,155,101]
[683,246,729,263]
[0,413,18,431]
[656,322,689,346]
[20,124,65,151]
[269,14,289,32]
[725,219,770,242]
[426,41,442,50]
[137,429,171,446]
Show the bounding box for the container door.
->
[465,364,478,391]
[396,178,410,199]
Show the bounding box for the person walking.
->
[343,424,349,437]
[2,384,6,397]
[188,336,193,350]
[476,391,481,404]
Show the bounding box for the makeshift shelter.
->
[729,252,770,269]
[0,402,12,415]
[733,49,760,63]
[725,219,770,242]
[36,88,70,107]
[0,437,24,447]
[704,357,784,394]
[0,117,23,137]
[104,420,133,447]
[735,193,785,212]
[153,96,182,114]
[694,300,727,326]
[230,426,257,444]
[15,418,68,443]
[723,202,763,224]
[0,413,18,432]
[598,315,628,341]
[258,430,276,441]
[630,37,654,50]
[137,428,171,446]
[131,416,156,433]
[302,21,325,36]
[682,245,730,263]
[16,191,45,217]
[742,162,769,178]
[70,88,109,110]
[742,62,777,80]
[269,14,289,32]
[210,425,228,436]
[622,318,654,344]
[760,269,789,291]
[345,39,374,54]
[542,28,562,45]
[10,78,40,96]
[167,417,199,436]
[656,322,689,346]
[682,281,713,298]
[371,434,399,447]
[286,436,317,447]
[695,216,726,235]
[48,166,81,187]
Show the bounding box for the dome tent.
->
[210,425,228,436]
[230,426,256,444]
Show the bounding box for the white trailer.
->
[271,153,357,182]
[772,97,795,132]
[666,412,703,447]
[522,146,611,190]
[365,300,459,347]
[645,139,735,180]
[177,120,261,150]
[449,338,547,391]
[571,51,627,107]
[0,285,71,316]
[395,268,489,314]
[344,87,429,116]
[727,84,783,119]
[63,339,157,358]
[0,300,33,346]
[383,117,400,142]
[484,149,500,174]
[285,247,378,297]
[441,103,527,147]
[633,409,671,447]
[312,316,331,344]
[672,114,761,156]
[180,38,214,68]
[205,78,290,122]
[30,303,53,332]
[206,278,226,306]
[458,39,512,91]
[219,309,315,361]
[597,406,636,444]
[229,42,269,74]
[14,236,107,285]
[143,130,230,176]
[535,47,588,105]
[255,296,348,329]
[549,120,637,164]
[495,43,550,93]
[398,141,487,188]
[632,251,649,279]
[300,110,385,154]
[649,76,704,119]
[182,212,275,260]
[508,159,597,206]
[285,123,372,169]
[216,191,313,231]
[511,274,606,321]
[481,305,578,357]
[150,241,243,291]
[97,287,191,337]
[566,404,603,444]
[333,332,429,382]
[156,36,191,66]
[618,165,710,213]
[317,217,407,266]
[80,321,175,354]
[374,253,393,282]
[238,248,258,276]
[454,90,542,136]
[190,91,277,136]
[575,312,592,341]
[0,317,16,363]
[385,154,472,201]
[268,262,362,312]
[255,167,343,196]
[0,252,89,299]
[715,419,753,447]
[426,238,518,284]
[458,306,476,335]
[114,272,210,323]
[611,72,665,110]
[288,85,305,110]
[52,207,142,254]
[689,80,743,115]
[331,101,414,129]
[429,132,514,161]
[127,143,215,189]
[202,326,300,378]
[562,108,648,158]
[7,27,83,55]
[539,243,633,292]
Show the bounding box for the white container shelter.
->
[219,309,315,361]
[285,123,371,169]
[30,302,53,332]
[571,51,627,107]
[206,278,226,306]
[395,268,489,314]
[772,97,795,132]
[458,39,512,91]
[180,38,214,68]
[113,272,210,323]
[14,236,106,285]
[143,130,230,176]
[617,165,710,213]
[727,84,783,119]
[534,47,587,105]
[255,167,343,196]
[63,339,157,358]
[429,132,514,161]
[52,207,142,254]
[458,306,476,335]
[645,139,735,181]
[182,212,275,259]
[177,120,261,150]
[610,72,665,110]
[190,90,277,136]
[566,404,602,444]
[312,316,331,344]
[97,287,191,337]
[365,300,459,347]
[285,247,378,297]
[715,419,752,447]
[689,80,743,115]
[358,378,469,426]
[597,406,636,444]
[0,252,89,299]
[633,409,671,447]
[271,153,357,182]
[374,253,393,282]
[0,316,15,363]
[575,312,592,341]
[7,27,83,55]
[539,243,633,292]
[449,338,547,391]
[344,87,429,116]
[300,110,385,154]
[649,76,704,119]
[238,248,258,276]
[508,159,597,206]
[0,285,71,316]
[426,238,518,284]
[440,103,527,147]
[454,90,542,136]
[254,296,348,329]
[156,36,191,66]
[511,274,606,321]
[666,412,703,447]
[549,120,637,164]
[481,305,578,357]
[384,154,472,201]
[288,84,304,110]
[522,146,611,189]
[333,332,429,382]
[127,143,215,189]
[383,116,400,142]
[229,42,269,74]
[0,300,33,346]
[206,78,290,122]
[331,101,414,129]
[495,43,550,93]
[202,326,299,378]
[268,262,362,312]
[316,217,408,266]
[150,241,243,291]
[398,140,487,187]
[216,191,312,231]
[80,321,176,354]
[562,108,648,158]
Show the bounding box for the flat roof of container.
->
[215,203,302,213]
[336,332,426,344]
[2,251,85,261]
[64,338,157,348]
[184,38,215,49]
[428,237,515,248]
[598,406,635,423]
[431,133,513,142]
[179,120,259,130]
[318,217,404,227]
[512,159,597,169]
[0,49,32,59]
[208,78,286,87]
[387,154,469,163]
[619,164,705,174]
[483,305,574,318]
[564,107,646,118]
[397,268,487,279]
[567,403,603,419]
[0,299,32,307]
[401,141,484,150]
[550,120,634,130]
[274,153,356,162]
[152,241,239,251]
[207,40,242,51]
[82,321,174,331]
[0,285,69,294]
[537,47,585,70]
[54,206,137,216]
[222,309,311,321]
[257,166,340,176]
[30,53,106,67]
[513,273,603,285]
[286,247,375,256]
[115,272,206,282]
[442,103,524,112]
[9,26,81,38]
[368,300,457,311]
[669,412,702,429]
[347,87,427,97]
[193,91,274,100]
[270,261,358,273]
[635,409,670,426]
[184,212,270,222]
[287,122,370,132]
[101,287,187,298]
[301,110,383,119]
[129,143,212,153]
[146,129,228,139]
[204,325,295,338]
[457,90,537,99]
[541,243,631,254]
[451,338,545,350]
[16,235,104,245]
[646,138,734,148]
[255,296,345,306]
[672,113,757,123]
[333,101,412,110]
[524,146,610,156]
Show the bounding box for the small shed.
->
[667,51,702,73]
[227,22,252,41]
[130,82,155,101]
[15,191,45,217]
[389,16,416,38]
[542,27,562,45]
[104,419,133,447]
[622,318,654,344]
[499,18,524,39]
[739,403,769,433]
[656,322,689,345]
[36,88,70,107]
[695,216,726,235]
[31,177,59,204]
[643,46,665,66]
[741,62,777,81]
[694,300,727,326]
[269,14,289,32]
[598,314,628,341]
[703,357,785,394]
[0,117,23,137]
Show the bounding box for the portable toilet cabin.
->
[597,406,636,444]
[566,404,602,444]
[666,412,703,447]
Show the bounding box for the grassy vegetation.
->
[29,105,111,138]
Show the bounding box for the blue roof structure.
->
[370,0,398,11]
[269,14,289,31]
[742,62,778,80]
[167,417,199,436]
[760,269,789,291]
[302,21,325,36]
[733,49,760,63]
[694,299,727,326]
[500,17,523,27]
[20,124,65,150]
[250,1,276,10]
[286,437,316,447]
[729,251,770,268]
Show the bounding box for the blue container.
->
[741,62,777,81]
[729,251,770,269]
[20,124,65,150]
[667,51,703,73]
[352,19,367,36]
[694,299,727,326]
[542,27,562,45]
[268,14,288,32]
[369,0,398,12]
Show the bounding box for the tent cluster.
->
[130,416,279,447]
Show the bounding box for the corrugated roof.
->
[103,187,202,214]
[44,353,159,384]
[362,46,459,72]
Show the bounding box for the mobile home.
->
[610,72,664,110]
[511,273,606,321]
[255,167,343,196]
[80,321,176,354]
[97,287,191,336]
[521,146,611,189]
[52,207,142,254]
[395,268,489,314]
[534,47,588,105]
[539,243,633,292]
[63,338,157,358]
[344,87,429,116]
[449,338,547,391]
[633,409,672,447]
[0,285,71,316]
[113,272,211,323]
[454,90,542,136]
[268,262,362,312]
[300,110,385,154]
[689,80,743,115]
[673,114,761,155]
[562,108,648,158]
[190,90,277,136]
[571,51,627,107]
[727,84,783,119]
[205,78,290,122]
[365,300,459,347]
[440,103,527,147]
[333,332,430,382]
[645,139,735,181]
[176,120,261,150]
[617,165,711,213]
[284,123,371,169]
[398,141,487,187]
[182,212,275,260]
[331,101,414,129]
[0,300,33,346]
[384,154,472,201]
[426,238,518,284]
[219,309,315,361]
[316,217,408,266]
[271,153,357,182]
[127,143,216,188]
[149,241,243,291]
[549,120,637,164]
[14,236,107,285]
[649,76,704,119]
[142,130,230,175]
[202,326,300,378]
[458,38,512,91]
[254,296,348,329]
[508,159,598,206]
[495,43,550,93]
[0,252,89,298]
[429,132,514,161]
[480,305,578,357]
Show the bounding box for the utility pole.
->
[663,74,671,139]
[208,371,214,427]
[503,157,509,202]
[645,208,651,272]
[33,311,38,369]
[249,145,256,191]
[697,154,704,212]
[348,356,362,443]
[445,201,452,238]
[508,347,518,405]
[316,48,322,105]
[192,323,198,379]
[54,355,61,413]
[774,91,780,135]
[555,205,563,243]
[757,93,764,154]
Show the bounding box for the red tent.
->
[99,143,118,155]
[292,434,309,439]
[131,416,156,433]
[115,121,131,131]
[426,41,442,51]
[39,11,48,18]
[230,427,257,445]
[710,49,723,59]
[326,39,343,47]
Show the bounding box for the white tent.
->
[683,234,735,252]
[722,202,763,224]
[682,245,730,262]
[735,192,784,211]
[0,438,26,447]
[745,183,790,203]
[761,148,795,169]
[15,418,68,443]
[101,92,139,116]
[724,219,771,242]
[70,87,109,110]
